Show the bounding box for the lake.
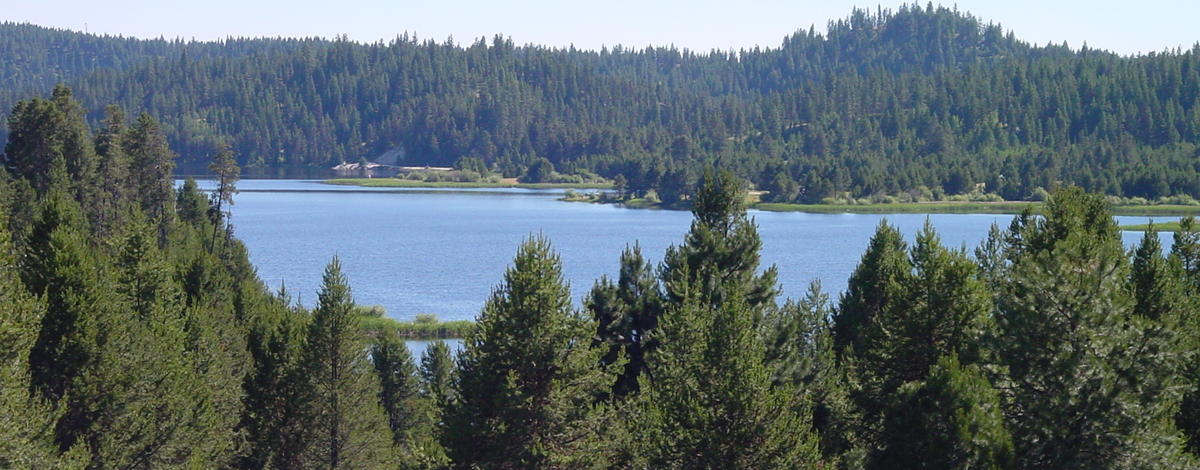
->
[191,179,1170,327]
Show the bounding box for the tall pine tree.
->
[442,236,615,468]
[301,257,395,468]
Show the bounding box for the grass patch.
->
[355,309,474,339]
[324,178,612,190]
[1120,221,1184,232]
[359,316,474,339]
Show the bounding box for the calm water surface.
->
[192,179,1169,328]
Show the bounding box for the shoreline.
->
[324,178,1200,220]
[565,195,1200,218]
[323,178,612,190]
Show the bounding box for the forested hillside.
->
[3,4,1199,200]
[4,86,1200,468]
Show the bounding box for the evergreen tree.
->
[764,281,864,467]
[585,243,663,397]
[862,222,991,405]
[873,355,1013,470]
[236,290,312,470]
[1170,217,1200,455]
[833,220,908,356]
[0,198,87,469]
[207,142,239,252]
[22,183,96,411]
[1130,225,1187,322]
[371,332,434,457]
[442,236,615,468]
[92,104,129,235]
[3,85,97,203]
[1173,217,1200,293]
[660,169,778,320]
[995,187,1183,468]
[301,257,395,468]
[76,213,204,467]
[419,340,455,408]
[632,289,821,468]
[124,113,176,231]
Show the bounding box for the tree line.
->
[2,4,1199,201]
[4,87,1200,468]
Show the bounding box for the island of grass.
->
[1118,219,1196,232]
[355,308,474,339]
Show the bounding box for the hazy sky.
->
[6,1,1197,56]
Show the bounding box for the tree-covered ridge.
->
[3,4,1199,201]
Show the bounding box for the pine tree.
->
[995,187,1183,468]
[585,243,662,397]
[92,104,130,236]
[76,213,201,467]
[236,290,312,470]
[1130,225,1187,322]
[1169,217,1200,455]
[630,170,820,468]
[632,289,821,468]
[371,332,433,455]
[873,355,1013,470]
[0,197,87,469]
[124,113,176,231]
[3,85,97,201]
[301,257,395,468]
[207,142,239,253]
[763,281,864,467]
[862,221,991,407]
[441,236,615,468]
[22,184,95,410]
[833,220,908,356]
[660,169,778,322]
[419,340,455,408]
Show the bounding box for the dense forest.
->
[4,87,1200,469]
[3,4,1200,201]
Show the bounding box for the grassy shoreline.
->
[330,177,1200,217]
[566,194,1200,217]
[324,178,612,190]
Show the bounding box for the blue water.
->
[190,179,1173,326]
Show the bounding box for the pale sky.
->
[5,0,1198,56]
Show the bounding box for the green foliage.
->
[661,169,778,319]
[371,332,438,464]
[125,113,175,226]
[995,187,1184,468]
[22,187,96,408]
[833,220,908,356]
[1171,216,1200,455]
[631,290,821,468]
[0,197,87,469]
[763,281,863,466]
[519,157,555,183]
[442,236,615,468]
[873,355,1013,470]
[418,341,455,409]
[357,314,474,339]
[301,257,396,468]
[236,291,312,469]
[863,222,991,398]
[586,243,663,397]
